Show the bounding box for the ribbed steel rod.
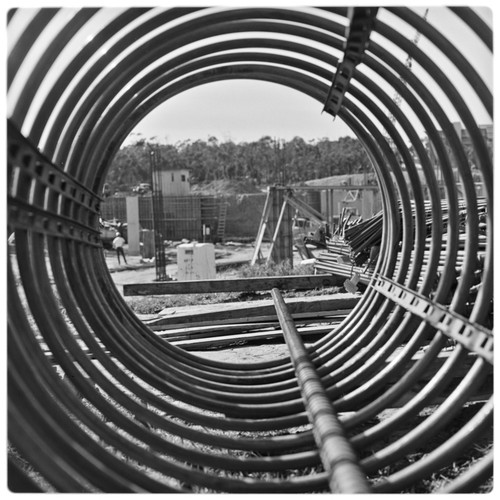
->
[271,288,371,494]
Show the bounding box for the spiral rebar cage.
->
[7,6,493,493]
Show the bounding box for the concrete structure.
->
[304,173,381,225]
[158,168,191,196]
[177,242,216,280]
[125,196,141,255]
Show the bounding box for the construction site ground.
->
[107,241,312,364]
[106,241,270,286]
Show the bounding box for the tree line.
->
[105,135,373,194]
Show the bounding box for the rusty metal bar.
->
[323,7,378,116]
[271,288,371,494]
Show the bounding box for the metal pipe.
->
[271,288,371,493]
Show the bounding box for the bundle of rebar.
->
[317,199,488,277]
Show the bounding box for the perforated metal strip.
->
[8,121,102,246]
[372,275,493,364]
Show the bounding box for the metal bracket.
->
[373,275,493,364]
[8,120,102,245]
[323,7,379,116]
[8,196,101,246]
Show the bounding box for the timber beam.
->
[144,294,360,330]
[123,273,345,296]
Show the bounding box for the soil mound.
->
[191,179,262,195]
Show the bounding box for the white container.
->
[177,242,216,280]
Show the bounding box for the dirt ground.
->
[106,241,271,290]
[107,242,303,364]
[106,240,313,293]
[188,341,292,364]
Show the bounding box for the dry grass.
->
[123,261,339,315]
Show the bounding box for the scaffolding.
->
[149,147,169,281]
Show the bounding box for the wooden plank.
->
[288,184,379,191]
[156,315,348,339]
[148,310,352,331]
[171,324,335,350]
[144,294,360,330]
[123,274,345,296]
[266,197,289,264]
[251,188,272,265]
[153,309,351,331]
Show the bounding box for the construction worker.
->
[112,232,127,265]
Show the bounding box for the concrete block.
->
[177,243,216,280]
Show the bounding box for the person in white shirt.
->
[112,232,127,265]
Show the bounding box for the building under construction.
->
[100,195,228,243]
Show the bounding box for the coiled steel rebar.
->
[7,6,492,493]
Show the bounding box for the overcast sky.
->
[124,81,354,146]
[122,5,494,147]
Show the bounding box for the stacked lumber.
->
[145,294,361,349]
[146,294,359,329]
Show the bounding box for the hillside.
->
[190,179,263,195]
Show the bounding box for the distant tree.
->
[106,141,149,193]
[106,134,371,191]
[336,136,371,174]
